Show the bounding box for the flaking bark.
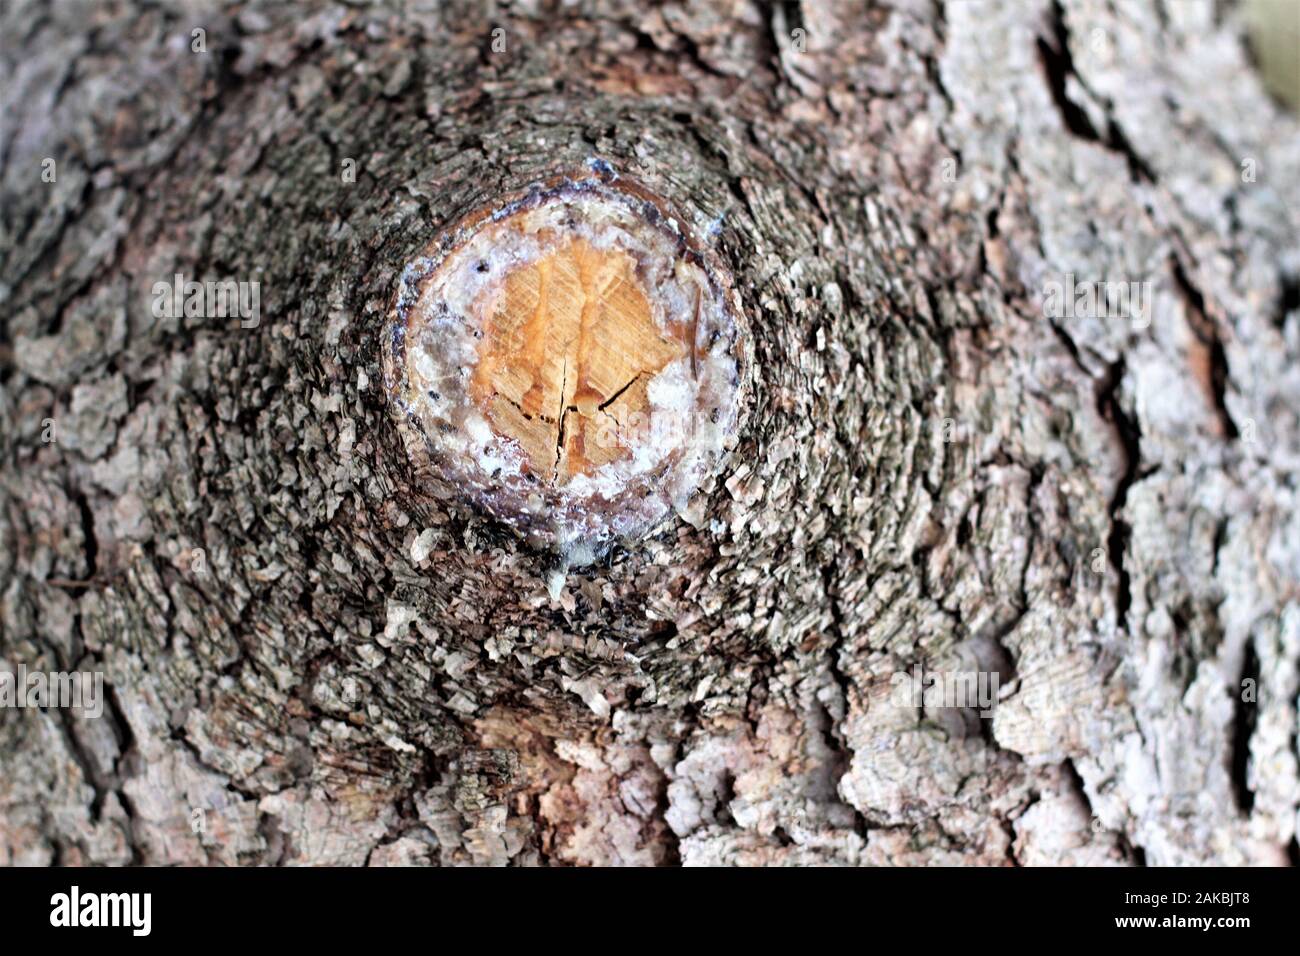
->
[1,0,1298,866]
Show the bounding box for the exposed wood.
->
[472,237,685,483]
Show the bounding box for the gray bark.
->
[1,0,1297,866]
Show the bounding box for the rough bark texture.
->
[1,0,1298,866]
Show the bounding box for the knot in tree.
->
[385,171,747,557]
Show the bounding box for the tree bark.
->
[1,0,1297,866]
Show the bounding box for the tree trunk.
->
[1,0,1297,866]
